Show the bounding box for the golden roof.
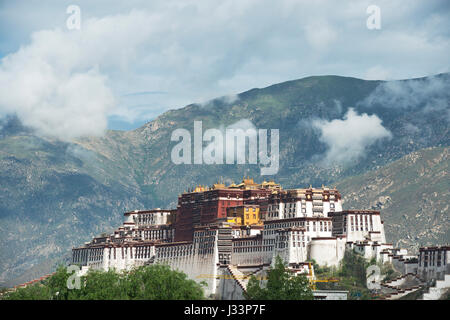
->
[184,177,282,193]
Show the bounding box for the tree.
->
[4,265,70,300]
[2,284,51,300]
[3,264,205,300]
[123,264,205,300]
[46,265,74,300]
[245,256,313,300]
[339,250,367,285]
[73,269,127,300]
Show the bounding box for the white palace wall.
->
[309,237,347,267]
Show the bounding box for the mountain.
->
[0,73,449,287]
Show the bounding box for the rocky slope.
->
[336,146,449,252]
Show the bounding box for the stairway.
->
[227,265,247,293]
[422,274,450,300]
[379,273,424,300]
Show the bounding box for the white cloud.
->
[313,108,392,165]
[197,93,240,108]
[361,75,450,111]
[226,119,256,131]
[0,0,449,136]
[220,94,240,105]
[0,9,157,140]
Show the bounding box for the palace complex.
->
[71,178,449,300]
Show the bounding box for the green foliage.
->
[46,265,74,300]
[74,269,127,300]
[245,256,313,300]
[314,264,338,276]
[246,276,265,300]
[306,259,318,271]
[339,250,368,285]
[3,264,205,300]
[379,262,400,282]
[314,250,405,300]
[314,250,381,300]
[2,283,51,300]
[122,264,205,300]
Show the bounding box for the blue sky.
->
[0,0,449,136]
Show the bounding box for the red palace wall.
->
[174,188,272,242]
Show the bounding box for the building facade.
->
[71,178,405,298]
[418,246,450,282]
